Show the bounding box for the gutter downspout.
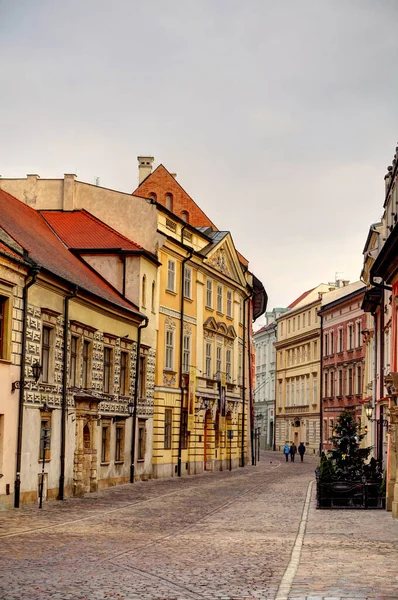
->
[177,237,193,477]
[372,310,378,461]
[130,316,149,483]
[241,292,253,467]
[59,286,78,501]
[14,265,40,509]
[319,312,324,456]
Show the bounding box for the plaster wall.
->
[82,255,124,294]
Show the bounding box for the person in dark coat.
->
[298,442,306,462]
[290,442,297,462]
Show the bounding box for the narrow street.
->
[1,452,397,600]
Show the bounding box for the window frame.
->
[165,330,174,371]
[70,335,79,388]
[226,290,232,318]
[138,419,146,460]
[206,279,213,308]
[103,346,113,394]
[120,350,129,396]
[216,284,223,313]
[82,339,91,389]
[167,259,176,292]
[115,424,125,462]
[41,325,52,384]
[183,266,192,299]
[182,334,190,373]
[164,409,172,450]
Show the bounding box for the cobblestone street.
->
[1,452,397,600]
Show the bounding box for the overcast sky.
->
[1,0,398,319]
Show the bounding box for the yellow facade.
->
[275,300,321,455]
[152,214,250,478]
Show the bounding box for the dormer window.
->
[165,193,173,211]
[149,192,157,201]
[181,210,189,223]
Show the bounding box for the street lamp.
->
[32,361,42,383]
[365,403,373,420]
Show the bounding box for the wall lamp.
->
[113,401,135,423]
[12,361,42,393]
[365,403,390,433]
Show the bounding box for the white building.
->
[254,308,288,448]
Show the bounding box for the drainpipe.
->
[177,238,193,477]
[14,265,40,509]
[241,291,253,467]
[372,311,378,461]
[59,286,78,501]
[319,312,324,456]
[248,304,255,466]
[130,316,149,483]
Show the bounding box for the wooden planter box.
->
[316,478,384,509]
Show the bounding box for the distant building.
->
[318,282,366,451]
[253,309,288,448]
[275,284,339,455]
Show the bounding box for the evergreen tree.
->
[327,410,371,481]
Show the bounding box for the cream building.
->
[275,284,337,455]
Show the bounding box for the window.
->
[103,347,112,393]
[280,322,284,337]
[338,370,343,396]
[0,295,9,359]
[165,330,174,370]
[347,324,353,350]
[278,380,282,407]
[238,350,243,385]
[206,279,213,308]
[138,419,146,460]
[184,267,192,299]
[312,421,316,443]
[356,365,362,395]
[356,322,362,348]
[291,380,295,405]
[101,426,110,462]
[239,299,243,323]
[115,426,124,462]
[302,313,306,328]
[293,318,296,332]
[120,351,129,396]
[313,341,318,359]
[224,291,232,318]
[313,375,317,404]
[167,259,176,292]
[330,371,335,397]
[338,328,343,353]
[164,409,172,449]
[295,379,299,403]
[226,349,232,382]
[142,275,146,307]
[216,346,222,379]
[165,193,173,211]
[330,331,334,355]
[286,379,290,406]
[149,192,157,201]
[217,284,223,312]
[306,375,310,403]
[307,343,311,362]
[329,419,334,439]
[139,353,146,398]
[324,333,328,357]
[288,320,291,334]
[205,343,212,378]
[348,368,353,395]
[42,326,52,383]
[298,315,300,329]
[181,210,189,223]
[323,419,328,442]
[308,311,311,326]
[39,415,51,461]
[306,419,309,444]
[70,336,78,387]
[183,335,190,373]
[181,409,188,449]
[151,281,156,312]
[82,340,91,389]
[324,372,328,398]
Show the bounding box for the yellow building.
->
[275,285,335,455]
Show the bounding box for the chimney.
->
[137,156,154,184]
[342,280,350,287]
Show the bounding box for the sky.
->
[1,0,398,321]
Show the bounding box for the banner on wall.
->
[188,365,196,432]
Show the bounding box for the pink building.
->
[319,282,366,451]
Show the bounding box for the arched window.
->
[151,280,156,312]
[165,193,173,211]
[148,192,157,201]
[181,210,189,223]
[142,275,146,308]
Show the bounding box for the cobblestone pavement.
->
[0,452,397,600]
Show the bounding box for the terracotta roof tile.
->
[41,210,143,251]
[0,190,141,315]
[0,242,21,259]
[288,288,315,309]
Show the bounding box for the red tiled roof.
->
[288,288,315,309]
[0,242,21,259]
[0,190,141,315]
[40,210,143,251]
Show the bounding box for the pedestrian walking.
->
[283,442,290,462]
[298,442,306,462]
[290,442,297,462]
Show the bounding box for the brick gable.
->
[133,164,217,229]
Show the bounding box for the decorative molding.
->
[160,305,197,325]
